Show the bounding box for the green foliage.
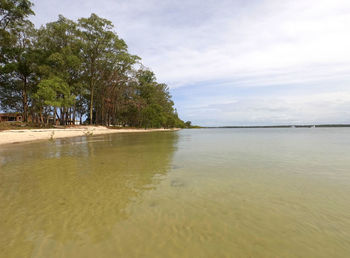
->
[0,18,36,121]
[185,121,192,128]
[1,0,34,64]
[0,0,34,30]
[34,76,75,108]
[0,1,184,128]
[133,69,183,128]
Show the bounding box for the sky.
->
[30,0,350,126]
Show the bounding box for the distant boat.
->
[310,125,316,128]
[291,125,296,128]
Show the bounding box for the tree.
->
[185,121,192,128]
[134,68,184,128]
[1,0,34,65]
[78,14,115,124]
[0,20,36,122]
[33,76,75,124]
[1,0,35,121]
[36,15,82,124]
[0,0,34,30]
[0,5,185,128]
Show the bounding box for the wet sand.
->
[0,126,179,146]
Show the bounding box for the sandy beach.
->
[0,126,179,146]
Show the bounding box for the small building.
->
[0,113,23,122]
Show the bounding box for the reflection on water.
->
[1,129,350,257]
[0,132,178,257]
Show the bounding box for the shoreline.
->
[0,126,180,146]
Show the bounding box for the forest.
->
[0,0,186,128]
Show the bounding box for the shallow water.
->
[1,128,350,257]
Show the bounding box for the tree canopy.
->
[0,1,186,128]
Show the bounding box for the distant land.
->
[205,124,350,128]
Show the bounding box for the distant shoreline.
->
[204,124,350,128]
[0,126,180,146]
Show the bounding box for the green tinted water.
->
[1,129,350,257]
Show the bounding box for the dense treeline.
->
[0,0,186,128]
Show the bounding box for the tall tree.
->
[78,14,115,124]
[0,0,35,121]
[36,15,82,124]
[0,20,36,121]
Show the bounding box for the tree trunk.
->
[53,107,56,125]
[40,110,44,124]
[22,77,28,122]
[60,108,65,125]
[65,110,69,125]
[90,87,94,124]
[89,62,95,125]
[73,106,76,125]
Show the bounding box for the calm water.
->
[1,128,350,257]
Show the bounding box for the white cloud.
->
[31,0,350,88]
[143,0,350,87]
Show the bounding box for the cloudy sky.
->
[30,0,350,126]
